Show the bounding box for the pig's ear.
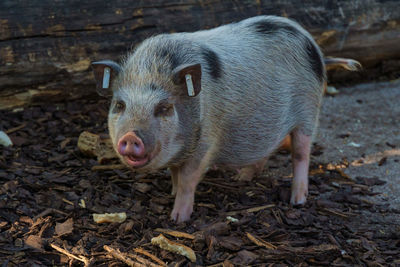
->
[91,60,121,97]
[172,64,202,97]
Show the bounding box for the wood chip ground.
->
[0,98,399,266]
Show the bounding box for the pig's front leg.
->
[290,129,311,205]
[170,147,215,223]
[170,165,203,223]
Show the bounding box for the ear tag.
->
[185,74,195,96]
[102,67,111,89]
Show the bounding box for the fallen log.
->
[1,0,399,110]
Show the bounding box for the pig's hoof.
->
[290,190,308,206]
[233,168,255,181]
[170,204,193,223]
[170,209,192,223]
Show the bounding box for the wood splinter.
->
[50,243,90,267]
[133,247,167,266]
[151,234,196,262]
[246,232,277,250]
[104,245,160,267]
[154,228,195,240]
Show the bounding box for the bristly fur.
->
[200,45,222,80]
[253,19,299,36]
[305,39,324,81]
[252,17,324,82]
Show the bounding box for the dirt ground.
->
[0,79,399,266]
[318,80,400,209]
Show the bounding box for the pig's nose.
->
[117,132,146,158]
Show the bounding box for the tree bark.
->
[1,0,399,109]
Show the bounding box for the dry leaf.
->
[232,250,258,265]
[134,183,152,194]
[25,235,44,251]
[55,218,74,236]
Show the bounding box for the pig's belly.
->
[214,125,286,167]
[207,81,297,167]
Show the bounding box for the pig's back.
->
[186,16,326,166]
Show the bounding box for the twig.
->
[33,208,68,221]
[105,245,161,267]
[92,164,126,171]
[207,262,224,267]
[309,168,325,176]
[361,198,374,205]
[272,209,283,224]
[246,204,276,213]
[322,208,354,218]
[197,203,216,209]
[154,228,195,240]
[334,169,351,179]
[202,181,240,191]
[104,245,145,267]
[62,198,74,206]
[126,253,161,267]
[246,232,277,249]
[327,233,342,249]
[50,243,90,267]
[352,183,369,190]
[5,123,27,134]
[133,247,167,266]
[226,204,275,216]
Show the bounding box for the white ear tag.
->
[102,67,111,89]
[185,74,195,96]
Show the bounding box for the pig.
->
[91,15,328,222]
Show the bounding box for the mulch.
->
[0,98,399,266]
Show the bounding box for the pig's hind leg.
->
[233,135,293,181]
[169,166,179,196]
[289,128,312,205]
[234,157,269,181]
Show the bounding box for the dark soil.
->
[0,97,399,266]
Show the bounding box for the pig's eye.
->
[113,100,125,113]
[154,103,174,117]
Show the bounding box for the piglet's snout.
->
[117,132,146,158]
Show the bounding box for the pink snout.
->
[117,132,148,167]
